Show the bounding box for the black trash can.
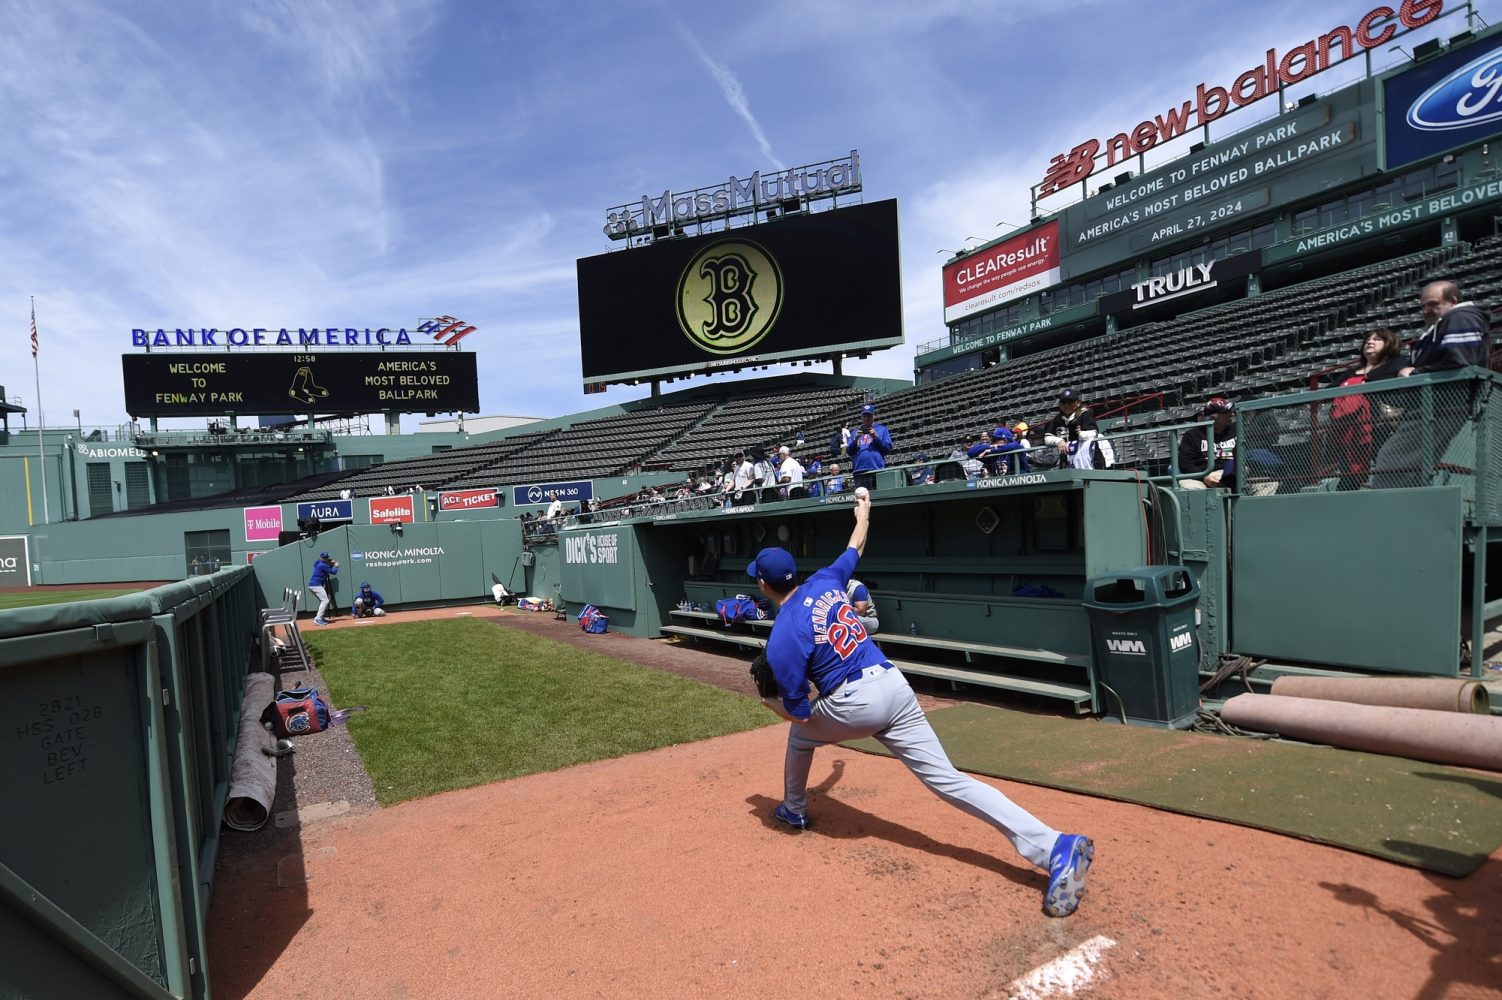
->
[1082,566,1201,729]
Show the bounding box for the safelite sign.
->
[439,488,500,512]
[368,495,416,524]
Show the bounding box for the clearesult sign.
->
[243,505,284,542]
[368,495,415,524]
[512,481,594,507]
[943,222,1060,324]
[438,488,500,512]
[297,499,353,525]
[0,536,31,587]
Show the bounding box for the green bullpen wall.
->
[247,520,529,614]
[23,471,684,586]
[0,568,259,1000]
[559,472,1159,649]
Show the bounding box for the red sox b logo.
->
[677,238,783,355]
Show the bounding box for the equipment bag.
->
[261,686,331,738]
[577,604,609,633]
[715,594,764,627]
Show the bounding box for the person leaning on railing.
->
[1329,329,1406,489]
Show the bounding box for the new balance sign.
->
[1170,631,1195,652]
[1106,638,1147,655]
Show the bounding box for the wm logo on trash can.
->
[1170,631,1195,652]
[1106,638,1147,655]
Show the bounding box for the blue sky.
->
[2,0,1493,431]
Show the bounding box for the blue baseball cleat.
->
[1043,834,1094,917]
[314,617,330,626]
[773,803,810,830]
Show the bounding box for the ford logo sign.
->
[1406,44,1502,132]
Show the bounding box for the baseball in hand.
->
[854,486,869,499]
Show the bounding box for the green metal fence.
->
[0,568,259,1000]
[1234,369,1502,522]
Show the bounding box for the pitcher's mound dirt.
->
[210,610,1502,999]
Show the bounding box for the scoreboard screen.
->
[122,351,479,417]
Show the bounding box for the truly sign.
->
[1036,0,1446,197]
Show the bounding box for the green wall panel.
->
[1232,489,1463,674]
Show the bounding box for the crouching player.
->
[353,582,386,618]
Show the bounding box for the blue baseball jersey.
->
[357,588,383,607]
[765,547,890,720]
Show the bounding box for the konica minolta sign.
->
[1384,35,1502,170]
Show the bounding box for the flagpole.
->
[31,297,49,525]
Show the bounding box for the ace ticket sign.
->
[438,488,500,512]
[368,495,416,524]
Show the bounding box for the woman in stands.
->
[1330,329,1405,489]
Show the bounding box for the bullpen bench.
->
[663,585,1096,713]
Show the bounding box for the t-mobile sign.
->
[243,505,284,542]
[0,536,31,587]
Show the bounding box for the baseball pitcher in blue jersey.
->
[747,494,1095,917]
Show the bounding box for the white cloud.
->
[676,23,785,171]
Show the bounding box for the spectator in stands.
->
[1043,388,1099,457]
[1176,398,1237,490]
[825,462,845,495]
[1371,281,1490,488]
[1400,280,1489,376]
[778,445,807,500]
[308,551,338,625]
[1012,421,1034,472]
[990,419,1026,474]
[805,459,824,498]
[967,431,1003,475]
[847,577,879,633]
[339,487,352,501]
[847,403,893,491]
[733,450,756,504]
[1329,330,1406,488]
[353,582,386,618]
[750,447,778,503]
[908,451,934,486]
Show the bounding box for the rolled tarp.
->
[1222,693,1502,772]
[1269,676,1490,714]
[224,671,278,832]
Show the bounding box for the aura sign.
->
[1036,0,1446,197]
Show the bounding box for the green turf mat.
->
[843,703,1502,877]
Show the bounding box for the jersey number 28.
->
[827,603,869,658]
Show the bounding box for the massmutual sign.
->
[603,151,862,239]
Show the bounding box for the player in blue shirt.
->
[308,551,338,625]
[353,582,386,618]
[747,494,1094,918]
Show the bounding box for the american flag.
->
[30,300,38,358]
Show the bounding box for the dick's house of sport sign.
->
[943,222,1060,323]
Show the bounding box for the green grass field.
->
[305,618,773,805]
[0,587,145,610]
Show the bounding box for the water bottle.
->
[909,622,918,636]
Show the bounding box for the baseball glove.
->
[749,652,779,699]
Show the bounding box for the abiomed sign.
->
[603,151,862,239]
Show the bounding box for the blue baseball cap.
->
[319,551,330,559]
[746,547,797,583]
[361,581,371,589]
[860,404,876,415]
